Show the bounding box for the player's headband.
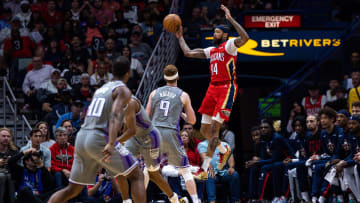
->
[216,25,229,33]
[349,115,360,122]
[164,72,178,80]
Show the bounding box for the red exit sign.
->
[244,15,301,28]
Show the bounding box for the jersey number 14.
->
[211,63,218,75]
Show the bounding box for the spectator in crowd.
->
[0,128,18,203]
[89,0,114,27]
[219,122,236,151]
[302,84,327,115]
[87,168,122,203]
[183,122,201,147]
[55,100,83,133]
[287,101,306,133]
[110,10,132,43]
[198,140,241,203]
[61,119,76,146]
[0,8,12,32]
[15,0,32,28]
[246,126,261,201]
[103,0,121,12]
[8,147,56,203]
[41,0,63,27]
[121,0,138,24]
[35,121,55,149]
[0,13,30,45]
[22,56,54,110]
[104,38,121,62]
[71,73,94,104]
[20,128,51,170]
[139,8,161,46]
[50,127,74,189]
[326,79,340,102]
[346,70,360,90]
[121,45,144,93]
[289,115,306,140]
[28,19,45,45]
[352,101,360,116]
[129,29,153,66]
[38,69,71,98]
[83,14,105,51]
[90,61,113,88]
[3,27,34,62]
[210,9,226,26]
[326,86,348,111]
[336,109,350,133]
[69,35,92,70]
[44,39,63,66]
[62,59,85,87]
[70,0,87,21]
[349,71,360,114]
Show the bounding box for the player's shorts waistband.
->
[210,80,234,86]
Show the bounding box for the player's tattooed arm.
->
[176,26,206,59]
[221,4,249,47]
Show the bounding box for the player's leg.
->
[179,167,200,203]
[123,166,146,203]
[117,175,131,201]
[148,169,179,203]
[47,183,84,203]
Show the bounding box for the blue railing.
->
[258,19,360,120]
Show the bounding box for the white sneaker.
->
[271,197,280,203]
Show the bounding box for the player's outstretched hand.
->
[175,25,183,39]
[102,143,114,163]
[220,4,231,20]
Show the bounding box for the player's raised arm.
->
[175,26,207,59]
[117,98,138,144]
[221,4,249,47]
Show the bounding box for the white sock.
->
[123,199,132,203]
[217,143,227,154]
[201,156,211,172]
[318,196,325,203]
[312,196,318,203]
[190,194,199,203]
[301,192,310,202]
[143,167,149,189]
[169,193,179,203]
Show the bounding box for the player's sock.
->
[311,196,318,203]
[301,192,310,202]
[201,156,211,172]
[318,196,325,203]
[190,194,199,203]
[143,167,150,189]
[169,193,179,203]
[217,142,227,154]
[337,195,344,202]
[123,199,132,203]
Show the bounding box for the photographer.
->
[20,129,51,171]
[87,168,122,203]
[8,147,56,203]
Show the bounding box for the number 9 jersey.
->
[82,81,127,131]
[150,86,184,132]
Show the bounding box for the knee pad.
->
[178,167,194,182]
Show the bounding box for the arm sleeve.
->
[44,148,51,168]
[225,38,238,56]
[203,47,213,59]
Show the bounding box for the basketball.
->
[163,14,182,33]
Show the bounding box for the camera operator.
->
[87,168,121,203]
[8,147,56,203]
[20,129,51,171]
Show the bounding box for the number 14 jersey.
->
[150,86,183,132]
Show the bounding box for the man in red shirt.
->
[50,127,74,189]
[41,0,62,26]
[175,5,249,174]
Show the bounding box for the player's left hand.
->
[220,4,231,20]
[102,144,114,163]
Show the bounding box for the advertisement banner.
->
[244,15,301,28]
[201,30,343,61]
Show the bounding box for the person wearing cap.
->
[301,84,327,115]
[55,100,83,132]
[175,4,249,174]
[129,28,153,66]
[39,69,72,95]
[49,127,75,189]
[336,110,350,133]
